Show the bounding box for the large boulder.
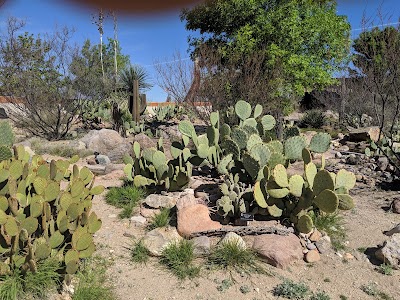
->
[375,233,400,270]
[347,126,381,142]
[80,129,131,162]
[177,204,222,237]
[252,233,303,269]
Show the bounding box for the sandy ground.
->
[90,169,400,300]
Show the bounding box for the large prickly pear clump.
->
[0,146,103,279]
[253,149,356,233]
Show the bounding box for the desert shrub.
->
[273,280,310,299]
[0,258,61,300]
[105,186,145,219]
[299,110,325,129]
[147,208,171,230]
[160,240,200,279]
[131,240,150,264]
[207,239,266,274]
[73,257,115,300]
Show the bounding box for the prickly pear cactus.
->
[124,138,192,192]
[0,146,103,277]
[253,148,356,234]
[0,121,14,161]
[216,173,253,219]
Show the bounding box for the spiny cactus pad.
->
[309,132,331,153]
[235,100,252,120]
[261,115,276,131]
[297,214,313,234]
[313,189,339,213]
[284,136,307,160]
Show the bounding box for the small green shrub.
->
[73,257,115,300]
[310,291,331,300]
[299,110,325,129]
[160,239,200,280]
[272,280,310,299]
[208,240,265,274]
[313,212,347,251]
[378,263,393,276]
[131,240,150,264]
[105,186,145,218]
[360,283,394,300]
[0,258,61,300]
[148,207,171,230]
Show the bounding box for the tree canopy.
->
[181,0,351,111]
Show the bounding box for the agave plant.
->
[119,64,153,93]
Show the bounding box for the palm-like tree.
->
[119,64,153,93]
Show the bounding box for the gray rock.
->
[87,165,107,175]
[315,235,332,254]
[346,154,359,165]
[80,129,131,163]
[130,215,147,226]
[252,233,303,269]
[142,226,182,256]
[192,236,211,256]
[384,223,400,236]
[375,233,400,270]
[220,232,246,250]
[335,151,343,158]
[306,243,317,250]
[133,133,157,149]
[392,199,400,214]
[95,154,111,165]
[377,157,389,171]
[144,194,176,209]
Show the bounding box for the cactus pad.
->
[0,146,12,161]
[246,134,263,151]
[313,170,335,196]
[235,100,252,120]
[297,214,313,234]
[261,115,276,131]
[289,175,304,197]
[337,194,355,210]
[268,152,286,170]
[284,136,307,160]
[309,132,331,153]
[253,180,268,208]
[335,169,356,190]
[313,189,339,213]
[266,140,283,154]
[231,127,248,150]
[249,143,271,167]
[243,153,261,179]
[253,104,263,118]
[220,123,231,137]
[178,120,196,137]
[273,164,289,188]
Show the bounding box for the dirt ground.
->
[44,154,400,300]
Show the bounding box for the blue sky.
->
[0,0,399,102]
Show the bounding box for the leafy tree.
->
[351,25,400,171]
[0,17,80,140]
[70,38,130,101]
[181,0,351,119]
